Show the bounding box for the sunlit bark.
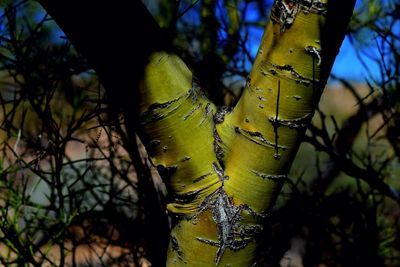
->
[139,1,356,265]
[40,0,356,265]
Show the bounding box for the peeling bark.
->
[40,0,355,265]
[271,0,328,32]
[234,126,288,150]
[195,187,263,264]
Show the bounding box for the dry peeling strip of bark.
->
[251,170,287,182]
[183,102,203,121]
[234,126,287,151]
[170,235,186,263]
[214,106,233,124]
[139,94,184,124]
[264,62,320,86]
[205,103,213,117]
[192,172,213,183]
[268,112,314,129]
[241,205,271,221]
[194,187,263,264]
[178,180,221,202]
[305,45,322,65]
[173,189,203,204]
[270,0,328,33]
[300,0,327,15]
[213,128,225,162]
[212,162,229,182]
[259,66,313,87]
[199,102,214,125]
[140,82,203,124]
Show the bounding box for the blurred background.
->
[0,0,399,266]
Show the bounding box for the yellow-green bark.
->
[139,53,221,216]
[138,1,356,265]
[220,1,327,214]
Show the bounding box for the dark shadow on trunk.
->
[37,0,171,265]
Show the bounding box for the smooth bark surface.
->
[40,0,356,265]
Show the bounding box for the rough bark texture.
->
[138,1,356,265]
[40,0,356,265]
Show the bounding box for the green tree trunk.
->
[39,0,356,265]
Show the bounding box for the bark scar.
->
[305,45,322,65]
[268,112,314,129]
[271,0,328,33]
[234,126,288,151]
[194,187,263,264]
